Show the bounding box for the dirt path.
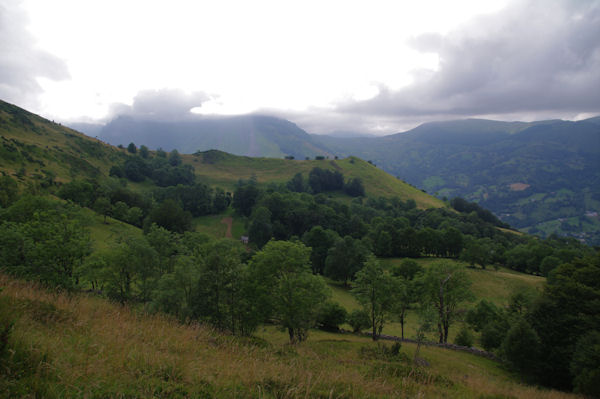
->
[220,217,233,238]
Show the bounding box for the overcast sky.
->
[1,0,599,134]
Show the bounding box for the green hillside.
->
[0,100,126,185]
[186,150,444,209]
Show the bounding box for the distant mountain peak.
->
[70,113,334,160]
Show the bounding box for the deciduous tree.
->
[352,255,395,340]
[421,261,473,343]
[250,240,329,343]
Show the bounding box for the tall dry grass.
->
[0,274,583,398]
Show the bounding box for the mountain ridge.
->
[73,113,335,160]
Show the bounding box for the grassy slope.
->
[0,275,580,399]
[186,151,445,209]
[0,100,126,184]
[331,258,545,342]
[84,212,144,251]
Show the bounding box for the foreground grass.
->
[0,275,580,399]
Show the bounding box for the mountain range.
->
[71,114,333,159]
[72,112,600,244]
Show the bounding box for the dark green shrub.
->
[481,319,509,351]
[570,331,600,397]
[501,318,541,373]
[454,325,474,347]
[316,301,347,331]
[348,309,370,333]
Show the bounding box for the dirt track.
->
[220,217,233,238]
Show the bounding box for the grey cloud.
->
[339,0,600,120]
[0,0,69,109]
[108,89,210,121]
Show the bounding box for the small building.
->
[240,235,249,244]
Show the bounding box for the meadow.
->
[0,274,580,399]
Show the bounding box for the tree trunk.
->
[371,287,377,341]
[400,311,405,340]
[443,321,449,343]
[372,313,378,341]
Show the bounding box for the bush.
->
[344,178,365,197]
[481,320,507,351]
[501,318,540,373]
[348,309,371,333]
[316,302,347,331]
[466,300,499,332]
[570,331,600,397]
[454,326,474,347]
[359,342,405,361]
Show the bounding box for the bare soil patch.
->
[220,217,233,238]
[509,183,530,191]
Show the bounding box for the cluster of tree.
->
[110,146,194,187]
[0,194,474,349]
[450,197,509,228]
[308,167,344,193]
[0,196,91,288]
[56,173,231,233]
[238,181,591,277]
[351,258,473,344]
[286,169,365,197]
[154,184,231,217]
[351,249,599,397]
[0,174,19,208]
[465,252,600,397]
[0,199,335,343]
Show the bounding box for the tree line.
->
[235,176,592,278]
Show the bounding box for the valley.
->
[1,100,598,398]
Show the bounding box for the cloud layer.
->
[3,0,599,135]
[0,0,69,109]
[108,89,210,121]
[337,0,600,123]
